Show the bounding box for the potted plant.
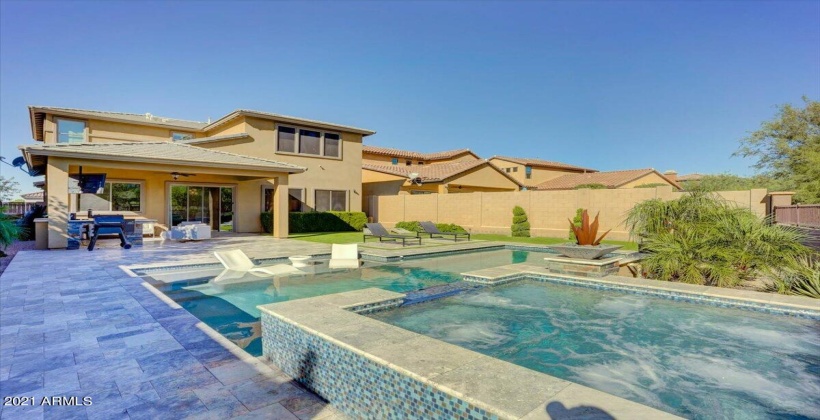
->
[547,209,621,259]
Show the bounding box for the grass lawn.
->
[289,232,363,244]
[290,231,638,251]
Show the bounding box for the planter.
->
[546,243,622,260]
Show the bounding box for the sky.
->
[1,1,818,195]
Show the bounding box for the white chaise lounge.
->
[213,250,300,283]
[328,244,361,269]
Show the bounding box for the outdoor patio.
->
[0,236,341,420]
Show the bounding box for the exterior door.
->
[170,185,234,232]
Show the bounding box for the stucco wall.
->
[365,187,771,241]
[43,115,202,144]
[200,117,364,212]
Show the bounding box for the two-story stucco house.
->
[19,106,375,249]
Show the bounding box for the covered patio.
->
[19,142,304,249]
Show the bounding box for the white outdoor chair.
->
[328,244,361,269]
[213,250,299,283]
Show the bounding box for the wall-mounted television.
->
[68,173,107,194]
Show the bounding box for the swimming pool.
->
[370,280,820,419]
[142,249,550,355]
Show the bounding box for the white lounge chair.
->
[328,244,360,269]
[213,250,300,283]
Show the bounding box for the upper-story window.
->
[172,132,195,141]
[57,118,86,143]
[513,167,518,172]
[405,160,411,166]
[277,125,341,158]
[525,166,532,179]
[391,158,399,165]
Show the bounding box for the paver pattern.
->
[0,235,343,420]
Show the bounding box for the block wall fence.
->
[364,187,776,241]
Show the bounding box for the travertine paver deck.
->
[0,235,344,420]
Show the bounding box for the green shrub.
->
[511,206,530,237]
[770,255,820,298]
[260,211,367,234]
[575,183,607,189]
[394,221,466,233]
[436,223,467,233]
[568,208,583,240]
[0,207,21,256]
[395,221,422,232]
[633,183,669,188]
[260,212,273,233]
[625,191,810,288]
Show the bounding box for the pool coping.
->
[257,288,682,420]
[123,242,628,275]
[461,264,820,318]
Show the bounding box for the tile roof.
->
[20,142,305,174]
[362,146,477,161]
[177,132,251,145]
[209,110,375,135]
[490,155,596,172]
[363,160,491,183]
[535,168,679,190]
[28,106,376,141]
[29,106,208,130]
[21,191,44,200]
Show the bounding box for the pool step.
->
[403,281,485,306]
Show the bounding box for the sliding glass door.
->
[170,185,234,232]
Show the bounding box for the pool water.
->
[146,249,547,355]
[370,281,820,419]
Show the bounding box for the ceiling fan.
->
[170,172,195,180]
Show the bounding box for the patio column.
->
[46,157,70,249]
[272,174,289,238]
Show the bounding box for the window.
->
[391,158,399,165]
[525,166,532,179]
[418,161,424,165]
[513,167,518,172]
[410,190,432,195]
[324,133,340,157]
[288,189,304,212]
[405,160,412,166]
[171,132,195,141]
[79,182,142,212]
[277,126,296,153]
[263,187,305,212]
[299,129,321,155]
[277,125,342,158]
[57,119,86,143]
[315,190,346,212]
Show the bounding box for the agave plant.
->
[568,209,611,246]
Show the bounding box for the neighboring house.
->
[361,146,520,197]
[19,106,375,249]
[487,156,597,188]
[362,146,481,166]
[20,191,44,204]
[534,168,681,190]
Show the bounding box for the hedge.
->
[394,221,467,233]
[261,211,367,234]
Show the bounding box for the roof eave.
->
[205,110,376,136]
[18,146,306,175]
[27,106,207,133]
